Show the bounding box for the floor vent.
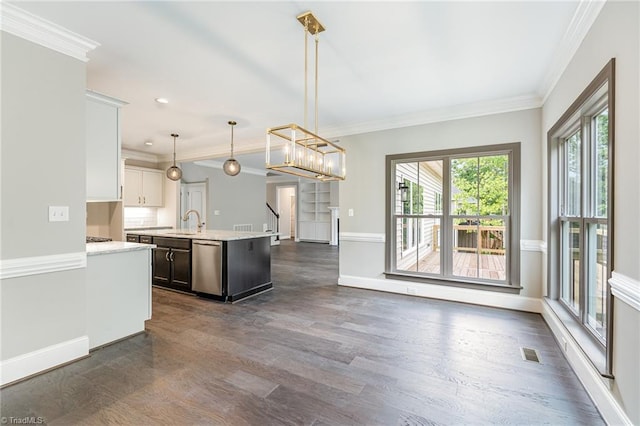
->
[520,347,541,363]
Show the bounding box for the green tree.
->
[451,155,508,217]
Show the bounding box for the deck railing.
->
[432,224,505,255]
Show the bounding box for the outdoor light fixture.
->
[223,120,241,176]
[398,180,409,203]
[265,11,346,181]
[166,133,182,181]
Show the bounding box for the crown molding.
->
[86,89,127,108]
[322,94,542,139]
[0,3,99,62]
[121,149,159,164]
[193,159,267,177]
[539,0,607,103]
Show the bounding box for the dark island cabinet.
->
[152,237,191,292]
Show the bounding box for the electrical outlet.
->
[48,206,69,222]
[406,287,416,295]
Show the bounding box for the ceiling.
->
[16,1,581,164]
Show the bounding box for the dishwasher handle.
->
[193,240,221,246]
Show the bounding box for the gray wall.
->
[541,1,639,422]
[1,33,87,359]
[181,162,267,231]
[338,108,543,297]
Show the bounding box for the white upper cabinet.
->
[124,167,164,207]
[86,90,127,201]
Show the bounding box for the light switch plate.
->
[214,210,220,216]
[348,208,354,217]
[49,206,69,222]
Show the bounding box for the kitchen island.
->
[126,230,273,302]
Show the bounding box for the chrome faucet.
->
[182,209,204,233]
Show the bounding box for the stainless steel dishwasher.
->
[192,240,223,296]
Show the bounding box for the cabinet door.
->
[171,248,191,290]
[142,170,164,206]
[298,221,316,241]
[86,97,121,201]
[152,248,171,283]
[315,222,331,242]
[124,169,142,206]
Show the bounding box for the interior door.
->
[181,182,207,230]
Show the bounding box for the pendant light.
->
[265,11,346,181]
[166,133,182,181]
[223,120,241,176]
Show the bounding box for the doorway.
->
[180,181,207,231]
[276,186,296,240]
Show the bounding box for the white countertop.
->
[130,229,274,241]
[86,241,156,256]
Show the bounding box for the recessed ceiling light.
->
[155,97,169,104]
[144,141,153,146]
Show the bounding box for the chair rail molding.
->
[0,252,87,280]
[520,239,546,252]
[339,232,385,243]
[0,3,99,62]
[610,271,640,313]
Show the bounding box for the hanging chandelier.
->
[265,11,346,181]
[166,133,182,181]
[223,120,241,176]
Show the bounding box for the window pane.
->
[395,162,418,215]
[594,110,608,218]
[418,160,443,215]
[451,218,506,281]
[587,223,607,341]
[397,217,416,271]
[565,131,581,216]
[451,158,479,215]
[479,219,506,281]
[452,218,478,279]
[561,221,580,313]
[418,218,441,274]
[396,218,441,274]
[479,155,509,216]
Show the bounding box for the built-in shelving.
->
[298,182,331,242]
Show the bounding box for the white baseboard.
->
[0,336,89,386]
[541,301,632,426]
[338,275,542,313]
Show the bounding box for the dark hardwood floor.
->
[1,239,603,425]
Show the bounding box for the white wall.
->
[1,33,88,362]
[541,1,640,423]
[180,162,266,231]
[339,108,543,297]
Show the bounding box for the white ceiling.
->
[16,1,581,164]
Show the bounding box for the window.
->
[386,143,520,289]
[548,59,614,376]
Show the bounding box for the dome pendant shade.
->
[166,133,182,181]
[223,121,241,176]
